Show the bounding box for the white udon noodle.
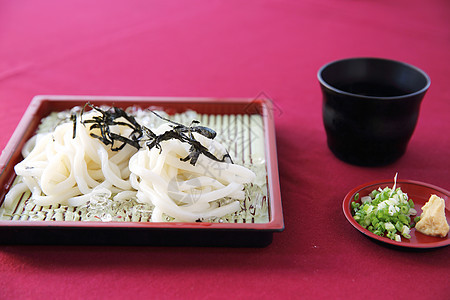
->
[5,110,256,222]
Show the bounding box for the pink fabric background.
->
[0,0,449,299]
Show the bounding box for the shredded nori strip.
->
[78,103,233,166]
[70,113,77,139]
[143,111,233,165]
[80,103,143,151]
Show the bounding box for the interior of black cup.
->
[318,58,430,98]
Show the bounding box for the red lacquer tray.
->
[0,95,284,246]
[343,179,450,249]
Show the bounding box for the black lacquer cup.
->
[318,57,430,166]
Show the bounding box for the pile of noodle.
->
[4,108,256,222]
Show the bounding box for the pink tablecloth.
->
[0,0,449,299]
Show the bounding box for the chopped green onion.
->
[398,214,409,225]
[350,175,417,241]
[385,222,395,231]
[395,221,403,232]
[400,205,409,214]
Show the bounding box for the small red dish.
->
[343,179,450,249]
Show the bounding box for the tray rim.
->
[0,95,284,233]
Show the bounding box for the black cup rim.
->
[317,57,431,100]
